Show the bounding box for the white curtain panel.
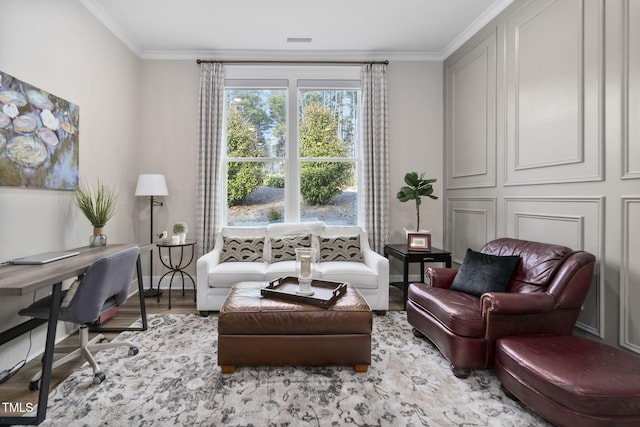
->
[361,63,390,254]
[195,62,225,256]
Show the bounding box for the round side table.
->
[156,239,196,309]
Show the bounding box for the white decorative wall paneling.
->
[444,28,497,189]
[622,0,640,179]
[620,197,640,352]
[504,196,604,337]
[504,0,604,185]
[447,197,497,264]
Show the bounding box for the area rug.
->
[35,312,549,426]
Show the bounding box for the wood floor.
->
[0,286,404,417]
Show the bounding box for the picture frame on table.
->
[407,233,431,251]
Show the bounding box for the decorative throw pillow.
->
[319,235,364,262]
[270,234,312,263]
[220,237,264,262]
[450,248,520,297]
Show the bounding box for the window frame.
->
[222,65,363,226]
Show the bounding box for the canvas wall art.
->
[0,71,79,190]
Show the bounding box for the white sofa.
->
[196,221,389,313]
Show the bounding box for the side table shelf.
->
[383,243,452,308]
[156,239,197,309]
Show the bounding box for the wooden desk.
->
[0,243,152,425]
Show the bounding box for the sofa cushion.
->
[265,260,299,281]
[319,235,364,262]
[450,248,519,297]
[208,262,268,287]
[269,234,312,263]
[220,237,265,262]
[408,283,485,337]
[318,261,378,289]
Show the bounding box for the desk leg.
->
[35,282,62,424]
[0,283,62,426]
[89,254,148,333]
[446,256,452,268]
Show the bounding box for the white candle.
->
[300,255,311,278]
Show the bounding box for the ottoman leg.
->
[221,365,235,374]
[355,364,368,373]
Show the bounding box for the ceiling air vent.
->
[287,37,312,43]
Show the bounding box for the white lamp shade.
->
[135,174,168,196]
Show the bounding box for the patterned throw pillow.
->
[270,234,312,263]
[319,235,364,262]
[220,237,264,262]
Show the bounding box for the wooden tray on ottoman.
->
[261,276,347,308]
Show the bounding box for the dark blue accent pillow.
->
[449,248,520,297]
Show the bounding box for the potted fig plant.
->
[396,171,438,232]
[74,179,118,247]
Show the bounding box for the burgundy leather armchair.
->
[406,238,596,378]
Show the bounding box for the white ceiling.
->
[80,0,513,61]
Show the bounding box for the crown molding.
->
[82,0,514,63]
[80,0,142,57]
[440,0,514,60]
[140,49,443,62]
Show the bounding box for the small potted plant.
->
[173,221,188,244]
[74,179,118,247]
[396,171,438,232]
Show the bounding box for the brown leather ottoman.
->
[496,335,640,427]
[218,282,372,373]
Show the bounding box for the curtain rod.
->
[196,59,389,66]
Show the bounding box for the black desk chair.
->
[20,247,140,389]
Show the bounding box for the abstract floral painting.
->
[0,71,79,190]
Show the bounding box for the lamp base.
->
[143,288,163,298]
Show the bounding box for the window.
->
[223,66,361,226]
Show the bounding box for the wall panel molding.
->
[445,29,497,189]
[447,197,496,263]
[504,196,604,337]
[622,0,640,180]
[504,0,604,186]
[620,197,640,352]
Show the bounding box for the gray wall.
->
[443,0,640,351]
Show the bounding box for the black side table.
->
[156,239,197,309]
[384,243,452,308]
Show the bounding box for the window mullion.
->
[285,78,299,222]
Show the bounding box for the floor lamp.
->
[135,174,169,298]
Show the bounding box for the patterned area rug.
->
[36,312,549,426]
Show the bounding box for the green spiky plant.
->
[73,180,118,228]
[396,172,438,232]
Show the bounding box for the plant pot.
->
[90,227,107,247]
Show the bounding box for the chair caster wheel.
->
[93,372,106,384]
[29,380,39,391]
[128,346,139,356]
